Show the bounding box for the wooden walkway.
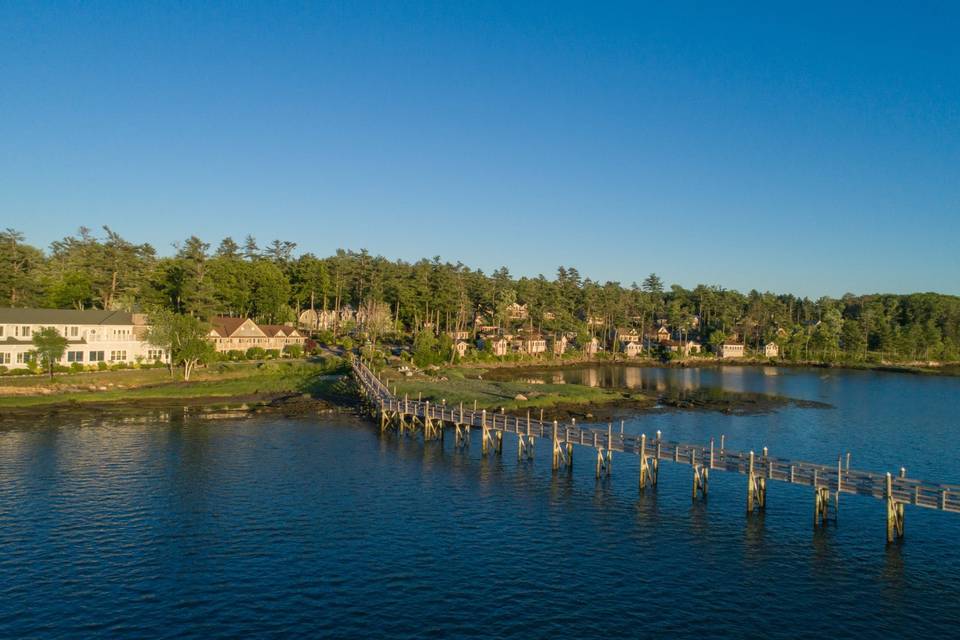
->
[352,358,959,543]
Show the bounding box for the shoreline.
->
[450,356,960,377]
[0,391,354,422]
[0,356,946,423]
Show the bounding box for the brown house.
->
[209,317,306,353]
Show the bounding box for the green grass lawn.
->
[0,359,351,409]
[379,367,643,413]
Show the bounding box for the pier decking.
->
[352,358,959,543]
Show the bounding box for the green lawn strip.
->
[0,360,351,409]
[383,374,636,412]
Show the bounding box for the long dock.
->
[351,358,960,543]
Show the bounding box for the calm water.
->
[1,366,959,638]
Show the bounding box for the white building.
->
[718,343,745,359]
[0,308,164,370]
[623,341,642,357]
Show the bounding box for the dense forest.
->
[3,227,960,363]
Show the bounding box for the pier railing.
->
[351,357,959,542]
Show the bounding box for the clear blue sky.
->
[2,2,957,298]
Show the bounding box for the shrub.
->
[6,368,34,376]
[283,344,304,359]
[97,361,108,371]
[0,365,6,375]
[265,349,281,359]
[227,350,246,361]
[246,347,267,360]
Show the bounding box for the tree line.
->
[3,226,960,363]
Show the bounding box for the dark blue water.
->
[1,366,958,638]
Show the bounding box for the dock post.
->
[709,438,715,469]
[813,469,830,527]
[747,451,765,513]
[885,472,905,543]
[654,430,661,485]
[606,422,613,473]
[481,409,489,455]
[639,434,649,490]
[424,401,431,440]
[692,450,708,500]
[836,455,843,519]
[552,420,560,470]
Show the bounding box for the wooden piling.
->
[886,472,905,543]
[552,420,560,470]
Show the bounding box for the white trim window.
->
[110,350,127,362]
[89,351,105,362]
[0,352,10,364]
[66,351,84,363]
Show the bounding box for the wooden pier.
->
[352,358,960,543]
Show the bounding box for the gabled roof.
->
[209,316,264,338]
[260,324,302,338]
[259,324,286,337]
[0,307,134,325]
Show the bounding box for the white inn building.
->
[0,308,165,370]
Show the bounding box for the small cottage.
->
[718,343,745,359]
[623,341,642,357]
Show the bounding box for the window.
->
[66,351,84,363]
[110,350,127,362]
[147,349,165,361]
[70,326,79,337]
[0,326,4,337]
[89,351,105,362]
[21,326,30,338]
[16,352,32,364]
[0,352,9,364]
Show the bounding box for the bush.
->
[283,344,304,359]
[265,349,281,359]
[97,361,109,371]
[226,350,247,361]
[6,368,34,376]
[0,365,6,375]
[246,347,267,360]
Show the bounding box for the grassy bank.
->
[379,365,651,415]
[374,363,830,421]
[0,358,354,410]
[447,354,960,377]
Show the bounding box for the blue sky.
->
[1,2,957,297]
